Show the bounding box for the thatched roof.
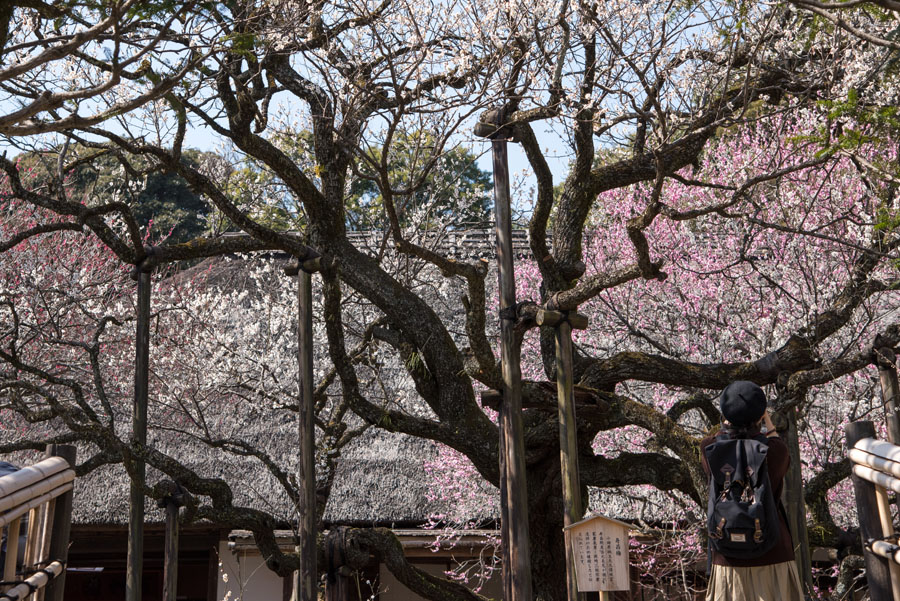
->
[323,429,470,526]
[64,427,475,527]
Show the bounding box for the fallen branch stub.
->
[535,308,589,330]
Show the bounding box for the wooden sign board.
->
[563,514,630,592]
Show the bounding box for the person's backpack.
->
[704,432,780,559]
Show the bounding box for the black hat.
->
[719,381,767,427]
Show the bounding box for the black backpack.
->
[704,432,780,559]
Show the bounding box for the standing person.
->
[701,380,804,601]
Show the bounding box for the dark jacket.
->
[701,429,795,567]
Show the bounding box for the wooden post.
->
[3,517,21,587]
[876,347,900,445]
[285,258,321,601]
[846,420,894,601]
[539,309,588,601]
[23,506,42,570]
[156,481,186,601]
[36,498,55,601]
[324,528,349,601]
[873,484,900,600]
[44,444,75,601]
[297,267,317,601]
[164,500,179,601]
[782,408,813,595]
[128,265,152,601]
[489,125,533,601]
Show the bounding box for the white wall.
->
[216,541,285,601]
[379,562,502,601]
[215,541,503,601]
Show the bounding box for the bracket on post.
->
[155,479,188,510]
[130,245,156,281]
[474,107,515,140]
[874,345,898,370]
[284,251,323,276]
[536,308,589,330]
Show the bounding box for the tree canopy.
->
[2,0,900,600]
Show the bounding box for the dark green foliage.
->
[17,147,214,244]
[347,131,493,231]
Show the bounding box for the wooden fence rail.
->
[847,424,900,601]
[0,446,76,601]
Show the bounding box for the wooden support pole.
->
[554,317,585,601]
[873,484,900,600]
[324,529,349,601]
[846,421,894,601]
[36,498,55,601]
[157,481,186,601]
[294,266,318,601]
[876,347,900,445]
[37,498,55,561]
[23,507,40,570]
[491,136,533,601]
[782,408,813,595]
[128,267,152,601]
[163,500,180,601]
[3,517,20,588]
[43,445,74,601]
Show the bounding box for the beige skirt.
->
[706,560,804,601]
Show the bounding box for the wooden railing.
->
[847,423,900,601]
[0,445,75,601]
